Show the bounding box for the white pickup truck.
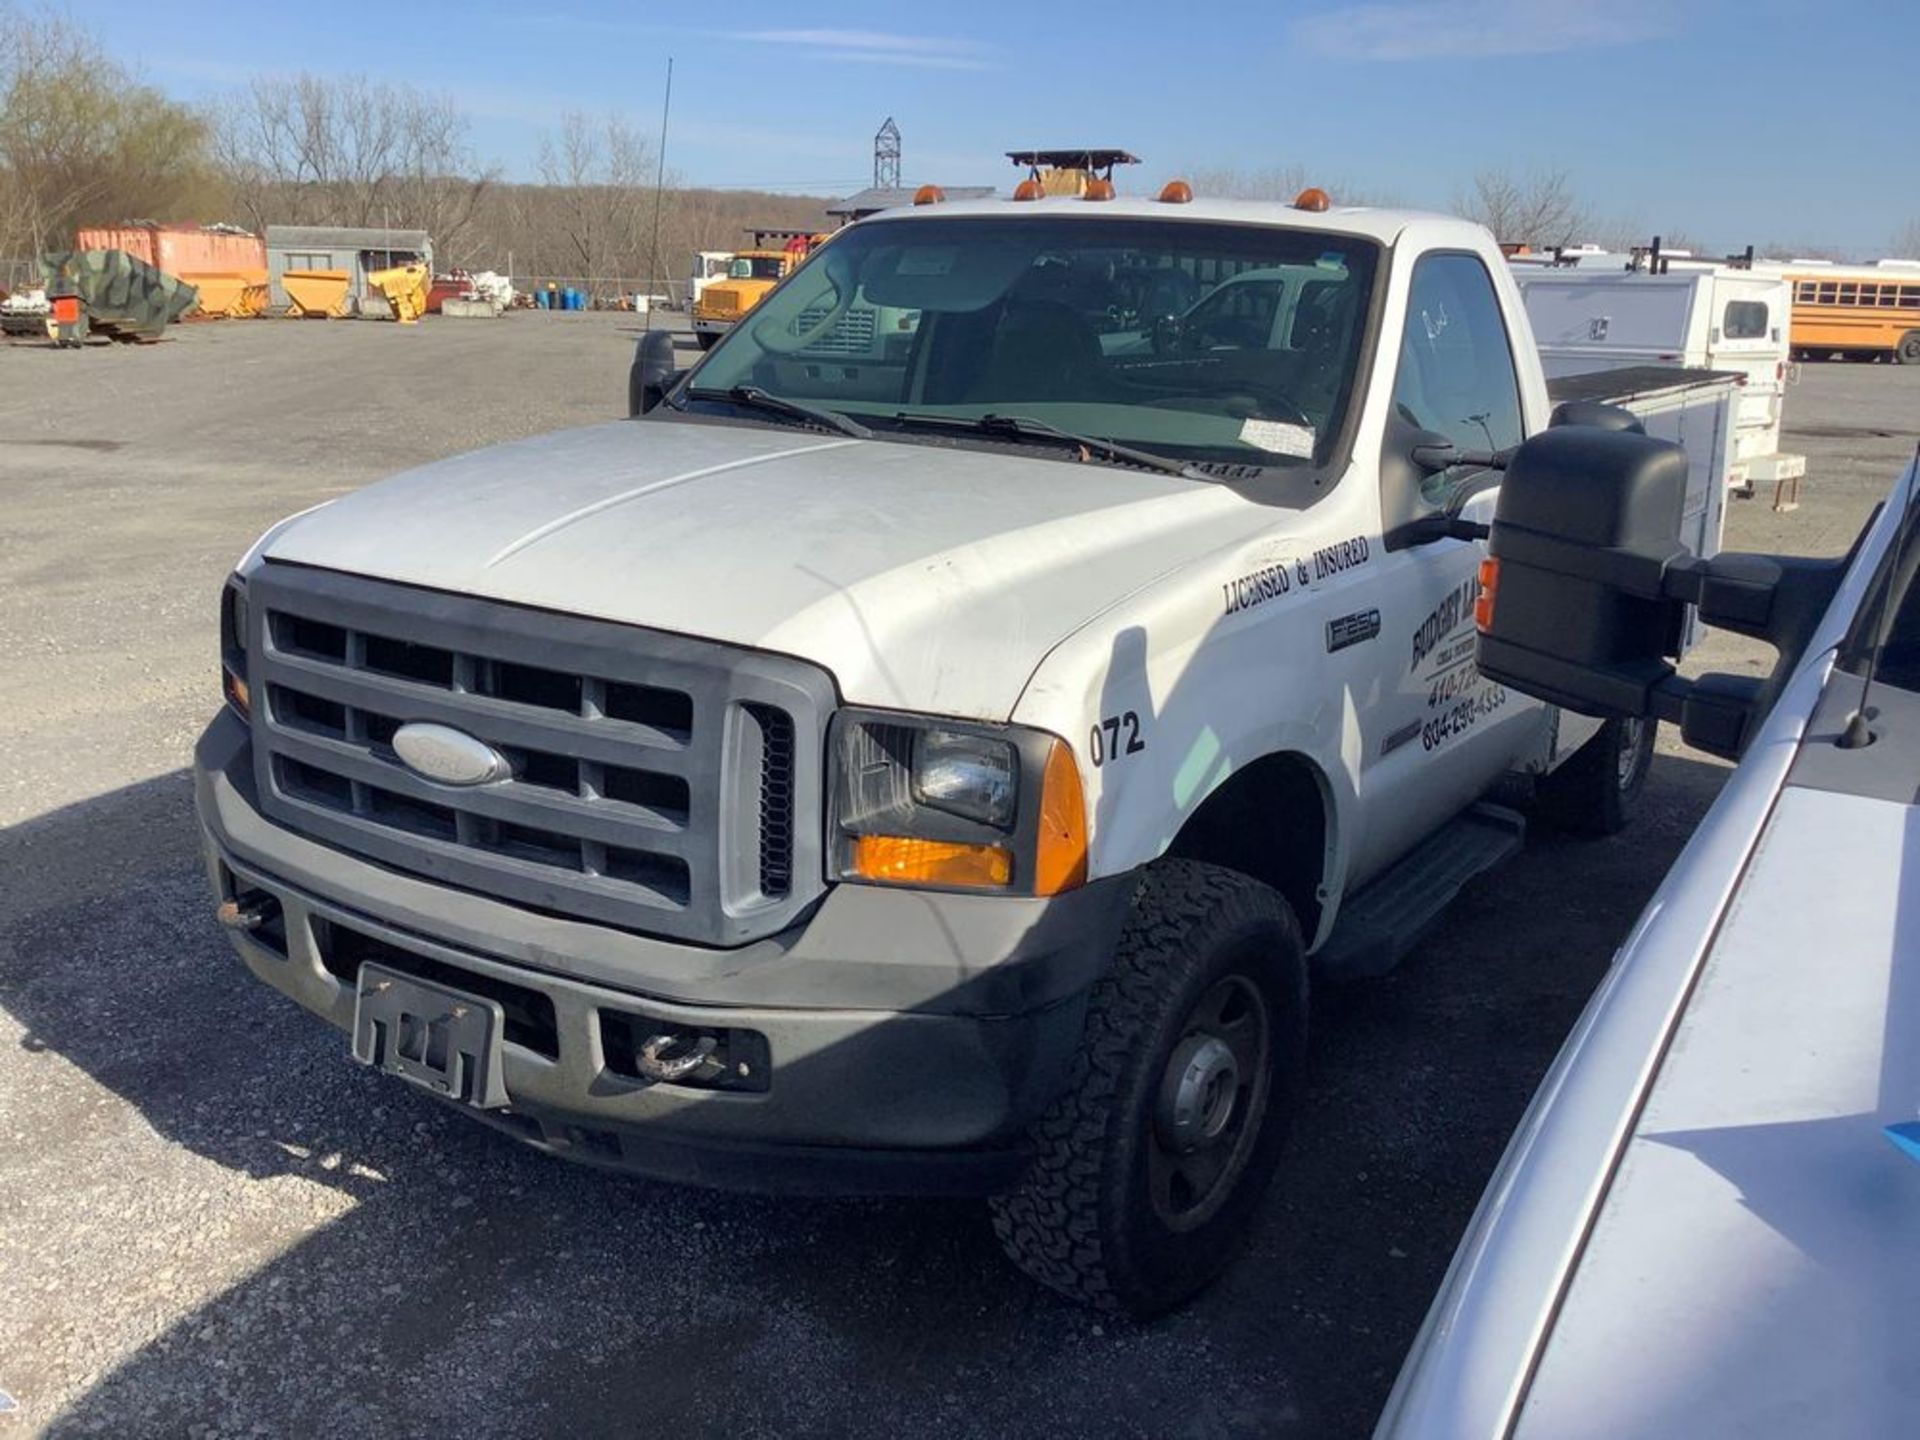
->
[197,190,1710,1314]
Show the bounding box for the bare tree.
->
[217,73,494,261]
[0,9,219,257]
[531,112,657,295]
[1893,219,1920,261]
[1454,167,1588,248]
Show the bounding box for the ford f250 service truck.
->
[197,185,1709,1314]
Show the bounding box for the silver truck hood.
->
[262,419,1253,717]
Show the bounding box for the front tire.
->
[695,330,719,351]
[990,860,1308,1315]
[1534,716,1655,836]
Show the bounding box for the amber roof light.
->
[913,184,946,206]
[1293,187,1333,212]
[1158,179,1194,204]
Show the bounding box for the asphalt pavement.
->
[1,314,1912,1438]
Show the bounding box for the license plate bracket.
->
[352,963,507,1109]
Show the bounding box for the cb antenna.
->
[1839,440,1920,749]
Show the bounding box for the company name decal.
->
[1411,574,1481,672]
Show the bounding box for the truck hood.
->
[261,419,1260,717]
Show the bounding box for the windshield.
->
[689,216,1381,468]
[730,255,785,281]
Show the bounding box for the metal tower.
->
[874,117,901,190]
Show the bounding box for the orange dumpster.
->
[366,262,429,324]
[282,269,350,318]
[188,269,270,319]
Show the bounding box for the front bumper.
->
[690,314,733,336]
[194,710,1132,1195]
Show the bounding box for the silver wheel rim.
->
[1616,718,1648,790]
[1147,974,1272,1232]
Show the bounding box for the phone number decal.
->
[1422,684,1509,750]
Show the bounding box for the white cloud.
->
[733,28,994,70]
[1292,0,1670,60]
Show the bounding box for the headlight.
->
[219,575,250,719]
[830,711,1087,895]
[913,729,1017,827]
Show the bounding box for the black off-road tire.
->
[695,331,719,351]
[989,860,1308,1315]
[1534,716,1656,836]
[1897,331,1920,366]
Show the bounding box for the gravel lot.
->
[1,313,1913,1438]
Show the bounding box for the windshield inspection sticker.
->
[1239,418,1316,458]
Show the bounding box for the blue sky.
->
[96,0,1920,253]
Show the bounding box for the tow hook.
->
[216,894,280,932]
[636,1032,724,1084]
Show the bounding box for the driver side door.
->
[1353,252,1549,880]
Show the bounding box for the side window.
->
[1723,300,1769,339]
[1392,254,1525,483]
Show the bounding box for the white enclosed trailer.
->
[1513,261,1805,505]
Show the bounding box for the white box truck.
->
[1513,253,1805,504]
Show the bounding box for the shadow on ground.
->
[0,749,1727,1438]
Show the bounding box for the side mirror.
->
[1477,426,1692,715]
[1549,400,1644,434]
[628,329,681,417]
[1476,426,1850,760]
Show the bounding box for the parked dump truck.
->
[200,177,1739,1315]
[688,229,824,350]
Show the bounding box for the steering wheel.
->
[751,254,856,356]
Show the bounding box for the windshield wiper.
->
[891,411,1209,480]
[685,385,871,440]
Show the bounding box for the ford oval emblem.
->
[391,722,513,787]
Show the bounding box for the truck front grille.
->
[244,565,833,946]
[793,304,878,357]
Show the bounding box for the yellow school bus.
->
[1784,264,1920,363]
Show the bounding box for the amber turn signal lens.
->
[1033,737,1089,896]
[223,667,251,718]
[852,835,1013,889]
[1474,557,1500,633]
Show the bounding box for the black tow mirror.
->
[628,329,681,417]
[1476,425,1849,760]
[1549,400,1644,434]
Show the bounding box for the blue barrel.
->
[535,288,549,310]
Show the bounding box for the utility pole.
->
[646,56,674,331]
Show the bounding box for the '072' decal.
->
[1089,712,1146,767]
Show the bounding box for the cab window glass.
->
[1872,543,1920,693]
[1723,300,1769,339]
[1392,254,1524,475]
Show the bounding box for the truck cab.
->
[197,186,1686,1315]
[689,230,827,349]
